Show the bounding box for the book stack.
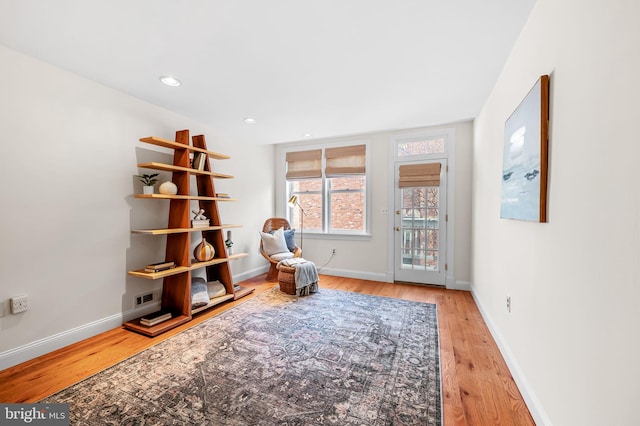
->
[140,310,172,327]
[215,193,231,199]
[144,261,176,273]
[192,153,206,171]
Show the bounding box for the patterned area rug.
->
[43,288,442,425]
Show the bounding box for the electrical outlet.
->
[11,295,29,314]
[135,292,155,306]
[506,296,511,313]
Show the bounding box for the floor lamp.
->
[287,195,305,252]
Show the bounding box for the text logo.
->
[1,404,69,425]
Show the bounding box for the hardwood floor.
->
[0,275,534,425]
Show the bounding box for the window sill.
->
[300,232,372,241]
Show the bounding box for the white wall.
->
[472,0,640,424]
[0,44,273,369]
[274,121,473,287]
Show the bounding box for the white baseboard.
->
[449,280,471,291]
[319,268,469,288]
[0,268,273,371]
[234,265,269,283]
[470,289,552,426]
[0,311,126,371]
[1,265,448,371]
[317,267,388,283]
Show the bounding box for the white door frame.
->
[387,128,456,288]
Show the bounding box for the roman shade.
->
[398,163,441,187]
[286,149,322,180]
[325,144,366,177]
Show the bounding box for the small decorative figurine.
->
[193,209,207,220]
[192,209,210,228]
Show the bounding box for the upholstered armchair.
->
[259,218,302,281]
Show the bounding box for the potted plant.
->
[136,173,159,195]
[225,230,234,255]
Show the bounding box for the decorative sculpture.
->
[192,209,207,220]
[192,209,210,228]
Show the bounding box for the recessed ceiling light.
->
[243,117,257,124]
[303,133,313,138]
[159,75,181,87]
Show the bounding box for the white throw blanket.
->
[277,257,307,267]
[277,258,319,296]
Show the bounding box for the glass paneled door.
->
[394,160,447,285]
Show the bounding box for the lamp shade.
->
[288,195,298,207]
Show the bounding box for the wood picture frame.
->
[500,74,550,222]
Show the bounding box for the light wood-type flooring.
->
[0,275,534,425]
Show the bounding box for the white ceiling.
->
[0,0,535,145]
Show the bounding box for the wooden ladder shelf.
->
[124,130,253,337]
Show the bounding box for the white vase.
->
[159,181,178,195]
[143,185,154,195]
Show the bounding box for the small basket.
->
[278,265,296,295]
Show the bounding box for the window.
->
[286,144,367,234]
[397,138,445,157]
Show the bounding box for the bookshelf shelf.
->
[233,286,255,300]
[137,162,233,179]
[126,254,248,279]
[131,224,243,235]
[125,314,191,337]
[139,136,230,160]
[134,194,238,201]
[127,266,190,280]
[228,253,248,261]
[191,294,235,315]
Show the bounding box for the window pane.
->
[330,176,365,191]
[413,250,426,267]
[413,229,426,249]
[427,229,439,250]
[413,188,428,208]
[426,251,438,271]
[329,177,365,232]
[290,193,322,231]
[330,191,364,231]
[427,187,439,208]
[290,179,322,193]
[427,209,439,229]
[413,212,426,228]
[397,138,445,156]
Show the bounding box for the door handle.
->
[395,227,400,231]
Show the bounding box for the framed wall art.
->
[500,74,550,222]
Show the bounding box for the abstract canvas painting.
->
[500,75,550,222]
